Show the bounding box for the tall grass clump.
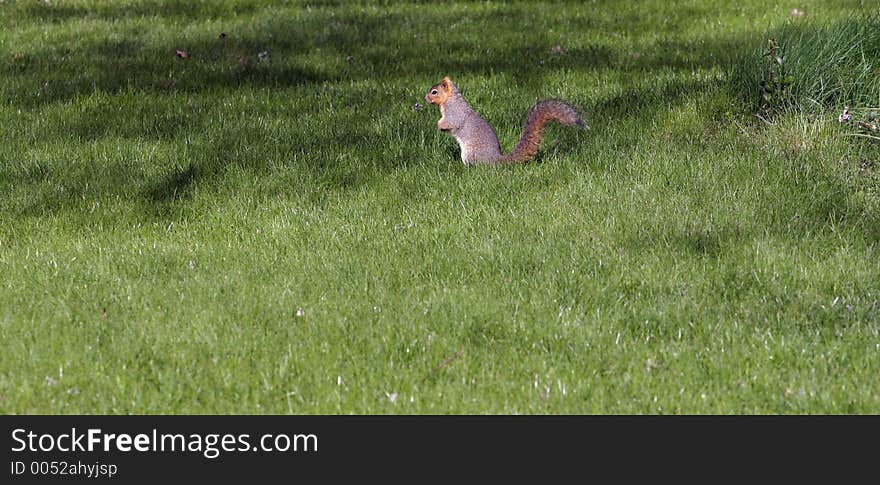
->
[733,15,880,115]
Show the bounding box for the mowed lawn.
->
[1,0,878,413]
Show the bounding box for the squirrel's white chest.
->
[440,104,472,163]
[457,142,470,163]
[448,132,470,162]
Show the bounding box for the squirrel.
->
[425,76,586,165]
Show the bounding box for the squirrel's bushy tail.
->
[502,100,585,164]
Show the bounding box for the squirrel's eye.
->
[431,90,438,95]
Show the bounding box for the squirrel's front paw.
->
[437,119,453,132]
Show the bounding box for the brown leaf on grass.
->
[858,119,879,132]
[101,307,107,318]
[422,349,465,382]
[174,49,189,59]
[789,8,805,18]
[550,44,564,55]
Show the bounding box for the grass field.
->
[1,0,878,413]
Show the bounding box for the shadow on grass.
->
[144,163,201,204]
[5,2,744,107]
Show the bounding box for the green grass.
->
[1,0,879,414]
[732,13,880,113]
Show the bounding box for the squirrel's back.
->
[443,100,503,163]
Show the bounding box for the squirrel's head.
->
[425,76,458,106]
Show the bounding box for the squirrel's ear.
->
[441,76,454,94]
